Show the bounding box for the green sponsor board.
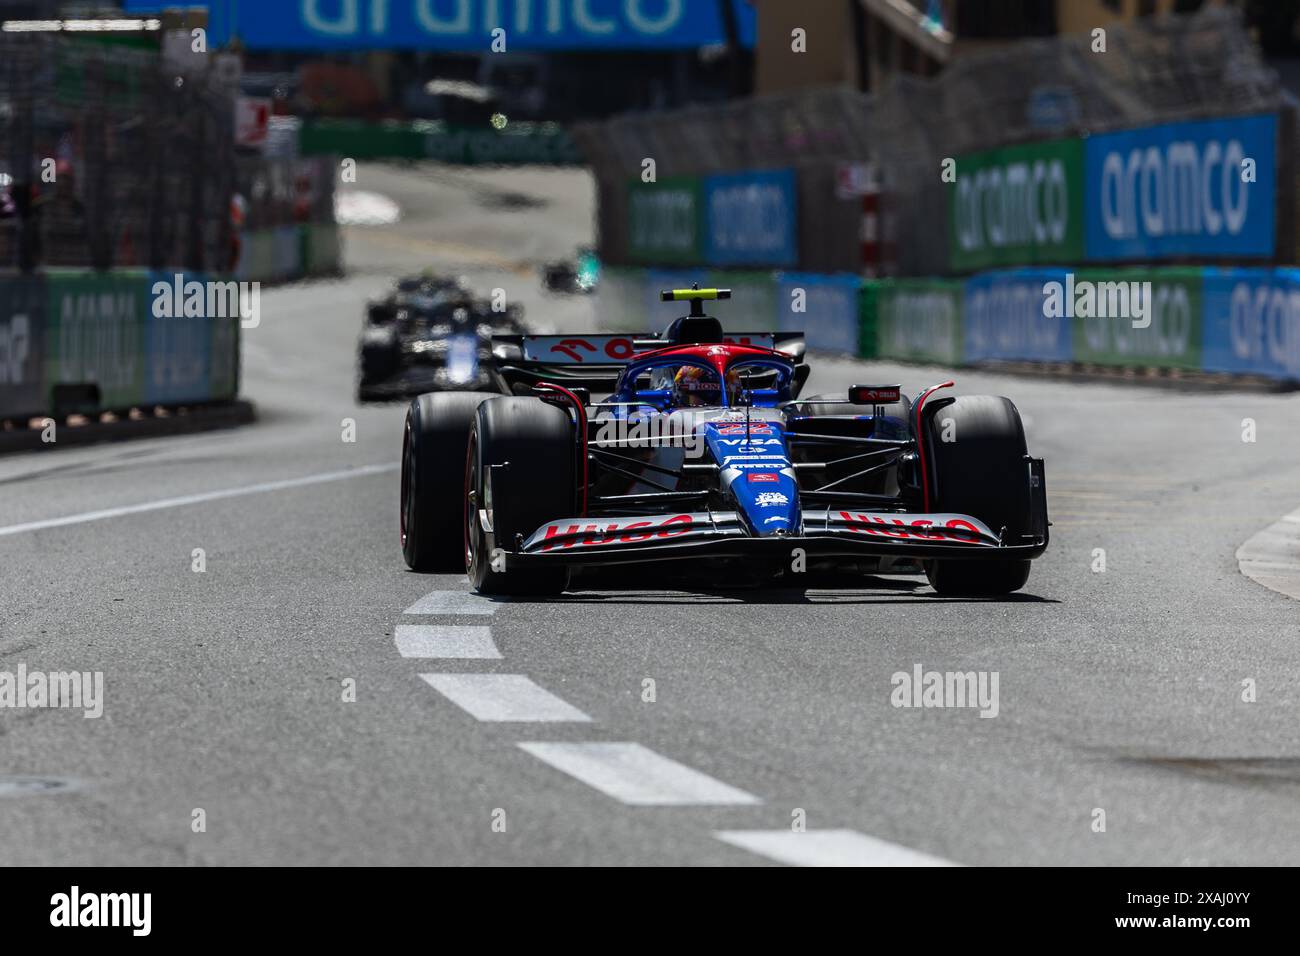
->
[300,120,425,160]
[949,138,1085,271]
[303,223,342,276]
[236,230,278,283]
[709,270,777,331]
[45,270,147,409]
[859,281,879,359]
[299,120,581,164]
[1069,268,1202,369]
[210,299,240,402]
[876,279,963,365]
[627,177,702,265]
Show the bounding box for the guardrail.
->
[594,264,1300,384]
[0,270,241,425]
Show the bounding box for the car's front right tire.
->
[922,394,1034,597]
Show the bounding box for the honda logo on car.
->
[537,513,693,551]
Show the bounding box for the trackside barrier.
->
[594,266,1300,384]
[297,119,583,165]
[0,270,241,423]
[866,266,1300,382]
[578,11,1290,276]
[235,223,342,283]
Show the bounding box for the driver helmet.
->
[673,365,741,407]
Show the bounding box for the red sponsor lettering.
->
[618,520,655,543]
[541,523,584,551]
[943,518,983,542]
[550,338,596,362]
[836,512,982,543]
[747,473,780,483]
[657,514,693,538]
[604,338,635,360]
[580,523,614,546]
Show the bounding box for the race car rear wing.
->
[490,331,806,393]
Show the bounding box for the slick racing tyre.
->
[402,392,491,572]
[923,395,1032,596]
[466,397,573,596]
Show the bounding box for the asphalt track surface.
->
[2,164,1299,866]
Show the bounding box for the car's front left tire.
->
[401,392,492,572]
[466,397,573,596]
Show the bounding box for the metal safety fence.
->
[0,33,235,273]
[573,7,1292,277]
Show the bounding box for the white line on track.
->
[715,829,957,867]
[404,589,500,615]
[1237,505,1300,600]
[518,742,761,806]
[421,674,591,722]
[0,463,398,538]
[396,625,501,659]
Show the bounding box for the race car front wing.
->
[500,506,1048,568]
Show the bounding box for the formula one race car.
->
[399,287,1049,597]
[541,247,600,294]
[357,272,526,401]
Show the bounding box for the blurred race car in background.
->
[357,272,526,402]
[399,288,1050,597]
[541,247,599,294]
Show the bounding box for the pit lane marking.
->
[420,674,591,722]
[0,463,398,538]
[395,625,501,659]
[517,742,761,806]
[715,829,957,867]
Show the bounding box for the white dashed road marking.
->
[404,590,500,615]
[518,742,761,806]
[395,625,501,659]
[421,674,591,722]
[715,829,957,867]
[0,463,398,538]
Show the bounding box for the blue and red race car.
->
[400,288,1049,596]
